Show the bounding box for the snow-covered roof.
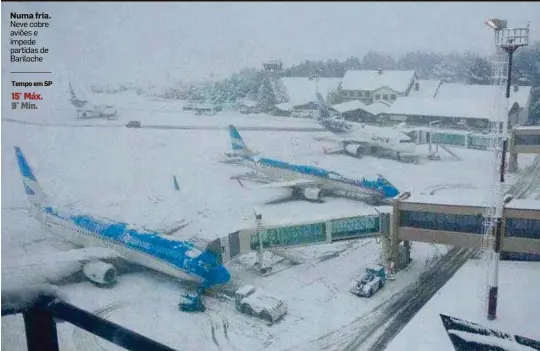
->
[514,125,540,130]
[435,82,532,109]
[331,100,389,116]
[236,285,256,295]
[384,96,499,122]
[280,77,341,107]
[506,199,540,211]
[341,70,416,93]
[274,102,297,111]
[408,79,442,98]
[399,194,486,208]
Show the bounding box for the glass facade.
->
[468,134,492,150]
[514,134,540,146]
[250,223,326,250]
[400,211,484,234]
[505,218,540,239]
[330,215,379,240]
[431,132,467,147]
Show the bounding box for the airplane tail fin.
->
[228,125,254,157]
[316,92,330,120]
[69,82,87,108]
[14,147,49,208]
[69,82,77,100]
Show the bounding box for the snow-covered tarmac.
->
[2,91,537,350]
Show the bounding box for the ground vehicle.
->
[349,264,386,298]
[126,121,141,128]
[178,292,206,312]
[235,285,287,324]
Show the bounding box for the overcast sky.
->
[3,2,540,86]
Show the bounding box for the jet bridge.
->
[206,208,392,265]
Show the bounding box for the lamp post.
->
[485,18,529,321]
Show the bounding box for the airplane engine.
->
[82,260,117,286]
[345,144,365,157]
[303,187,322,202]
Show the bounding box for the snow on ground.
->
[1,93,518,350]
[385,260,540,351]
[8,89,322,130]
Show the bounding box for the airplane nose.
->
[212,266,231,285]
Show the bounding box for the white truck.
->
[349,264,386,298]
[235,285,288,325]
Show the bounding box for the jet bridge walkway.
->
[207,208,392,264]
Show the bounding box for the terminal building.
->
[390,194,540,264]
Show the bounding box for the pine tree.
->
[257,78,277,112]
[466,56,492,85]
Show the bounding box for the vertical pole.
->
[23,302,60,351]
[488,48,513,321]
[255,213,265,271]
[429,123,432,153]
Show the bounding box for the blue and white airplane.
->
[227,126,400,203]
[13,147,230,293]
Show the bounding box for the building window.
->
[383,94,389,101]
[356,91,361,98]
[375,94,381,100]
[399,211,484,234]
[391,94,397,100]
[505,218,540,239]
[514,135,540,146]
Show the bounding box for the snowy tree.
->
[466,57,492,85]
[257,78,277,112]
[397,51,443,79]
[327,83,343,105]
[361,52,396,70]
[342,56,362,70]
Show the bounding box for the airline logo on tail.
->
[228,125,256,158]
[14,147,49,207]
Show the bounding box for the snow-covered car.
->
[235,285,287,325]
[349,264,386,298]
[126,121,142,128]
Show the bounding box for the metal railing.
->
[1,285,178,351]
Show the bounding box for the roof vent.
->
[378,68,383,75]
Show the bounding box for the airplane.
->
[227,125,400,204]
[69,83,118,120]
[315,92,417,161]
[12,147,230,306]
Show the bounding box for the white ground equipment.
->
[235,285,288,325]
[349,264,386,298]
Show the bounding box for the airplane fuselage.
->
[246,156,397,198]
[338,125,416,155]
[32,206,228,286]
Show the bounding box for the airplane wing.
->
[4,247,123,269]
[236,178,319,190]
